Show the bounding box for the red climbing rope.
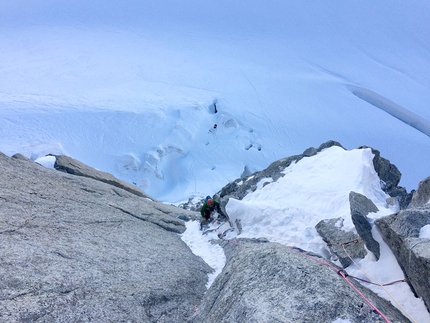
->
[345,275,409,287]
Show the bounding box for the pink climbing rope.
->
[289,247,391,323]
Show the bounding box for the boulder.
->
[349,191,380,259]
[375,207,430,311]
[408,176,430,208]
[0,152,210,322]
[315,218,366,268]
[191,239,409,323]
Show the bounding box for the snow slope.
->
[1,1,430,202]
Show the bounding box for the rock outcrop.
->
[375,205,430,312]
[408,176,430,208]
[0,152,209,322]
[349,191,381,259]
[54,154,154,200]
[357,146,410,209]
[191,239,409,323]
[315,217,366,268]
[316,192,383,268]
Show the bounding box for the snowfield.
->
[1,1,430,202]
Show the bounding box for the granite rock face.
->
[0,152,209,322]
[191,239,409,323]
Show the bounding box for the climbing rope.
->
[344,274,409,287]
[341,244,417,323]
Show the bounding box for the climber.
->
[200,196,226,230]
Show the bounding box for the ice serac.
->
[0,152,209,322]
